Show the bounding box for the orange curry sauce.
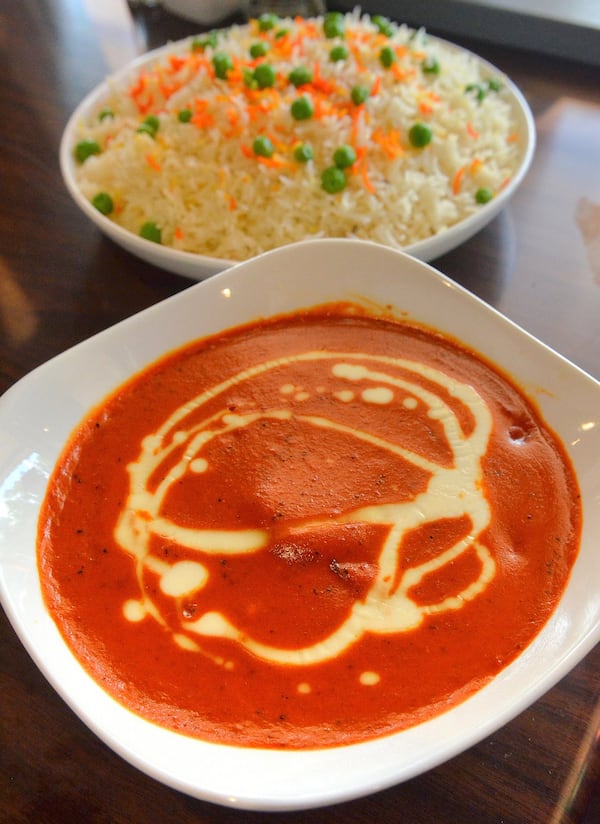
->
[37,306,581,748]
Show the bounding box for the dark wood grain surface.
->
[1,2,599,821]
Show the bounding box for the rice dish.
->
[71,10,525,261]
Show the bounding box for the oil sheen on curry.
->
[37,306,581,749]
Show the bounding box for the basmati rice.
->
[71,10,525,261]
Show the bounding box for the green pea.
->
[291,96,314,121]
[212,52,233,80]
[91,192,113,216]
[379,46,396,69]
[422,56,440,74]
[330,45,349,62]
[293,143,314,163]
[191,32,218,51]
[372,15,394,37]
[137,114,160,137]
[323,11,345,39]
[288,65,312,87]
[333,144,356,169]
[465,82,487,102]
[145,115,160,132]
[351,84,370,105]
[140,222,161,243]
[408,122,433,148]
[475,187,494,204]
[242,68,258,89]
[253,63,276,89]
[74,139,101,163]
[250,41,269,59]
[253,135,275,158]
[178,108,192,123]
[98,108,114,122]
[321,166,347,193]
[258,13,278,32]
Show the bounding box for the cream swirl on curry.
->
[116,352,495,667]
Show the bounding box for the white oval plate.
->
[59,30,535,280]
[1,240,598,811]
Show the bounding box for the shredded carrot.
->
[243,87,279,119]
[191,98,215,129]
[470,157,483,174]
[332,101,349,119]
[361,161,376,194]
[159,81,183,100]
[346,37,366,72]
[256,154,291,169]
[347,28,371,45]
[129,71,161,114]
[351,145,366,169]
[192,111,215,128]
[174,226,184,240]
[273,34,293,59]
[226,59,245,86]
[312,96,326,119]
[466,122,480,139]
[311,61,336,95]
[353,146,376,194]
[507,132,519,143]
[452,165,466,195]
[190,53,211,76]
[419,101,433,115]
[134,93,155,115]
[268,132,288,153]
[240,144,254,159]
[370,75,381,96]
[129,74,146,98]
[144,153,161,172]
[391,64,415,83]
[297,19,318,38]
[280,28,306,57]
[141,99,156,115]
[372,127,404,159]
[245,102,262,122]
[168,55,187,73]
[228,195,237,211]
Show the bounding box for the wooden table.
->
[1,1,599,821]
